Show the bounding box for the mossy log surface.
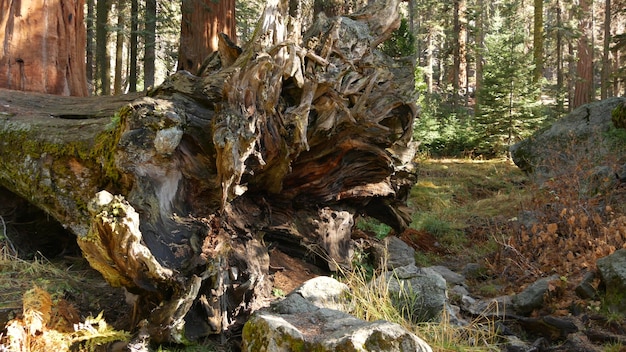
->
[0,0,418,344]
[0,90,143,235]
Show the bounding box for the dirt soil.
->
[269,248,328,294]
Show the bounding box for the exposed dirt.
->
[269,248,327,294]
[399,228,450,256]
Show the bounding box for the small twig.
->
[0,215,18,255]
[493,234,543,277]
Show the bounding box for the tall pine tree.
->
[476,0,542,157]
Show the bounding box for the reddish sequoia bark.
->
[178,0,237,74]
[0,0,88,96]
[0,0,417,344]
[573,0,593,108]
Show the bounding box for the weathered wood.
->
[0,0,418,344]
[0,90,143,235]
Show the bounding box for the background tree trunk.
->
[178,0,237,74]
[96,0,112,95]
[533,0,543,84]
[573,0,593,108]
[0,0,88,96]
[0,0,416,344]
[556,0,564,115]
[144,0,157,88]
[451,0,466,107]
[600,0,611,99]
[114,0,126,95]
[87,0,96,94]
[474,0,485,114]
[129,0,139,92]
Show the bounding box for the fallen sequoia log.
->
[0,0,418,343]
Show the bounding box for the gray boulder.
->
[381,265,447,322]
[428,265,466,287]
[574,271,597,299]
[462,295,512,317]
[242,276,433,352]
[291,275,350,311]
[510,97,626,177]
[372,236,416,270]
[597,249,626,309]
[242,309,433,352]
[269,276,350,315]
[512,275,559,315]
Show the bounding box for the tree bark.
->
[314,0,348,17]
[573,0,593,108]
[533,0,543,84]
[0,0,88,96]
[178,0,237,74]
[0,0,416,344]
[144,0,157,88]
[96,0,112,95]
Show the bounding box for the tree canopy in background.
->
[1,0,626,157]
[407,0,626,157]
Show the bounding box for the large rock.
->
[512,275,559,315]
[372,236,416,270]
[510,97,626,177]
[381,265,447,322]
[242,310,433,352]
[597,249,626,309]
[242,276,433,352]
[428,265,466,287]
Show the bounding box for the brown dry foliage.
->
[491,132,626,309]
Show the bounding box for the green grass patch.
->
[355,216,393,239]
[407,159,530,263]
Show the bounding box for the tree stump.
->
[0,0,418,343]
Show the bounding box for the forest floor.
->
[1,158,625,351]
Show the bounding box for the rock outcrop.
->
[243,238,626,352]
[241,276,433,352]
[381,264,448,323]
[510,97,626,182]
[597,249,626,310]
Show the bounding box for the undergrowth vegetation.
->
[352,149,624,350]
[338,257,502,352]
[0,248,130,351]
[491,132,626,315]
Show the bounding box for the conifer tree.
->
[380,18,416,58]
[476,0,542,157]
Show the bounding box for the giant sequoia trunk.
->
[0,0,417,344]
[0,0,88,96]
[178,0,237,74]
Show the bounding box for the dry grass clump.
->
[2,285,129,352]
[0,249,131,351]
[338,257,502,351]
